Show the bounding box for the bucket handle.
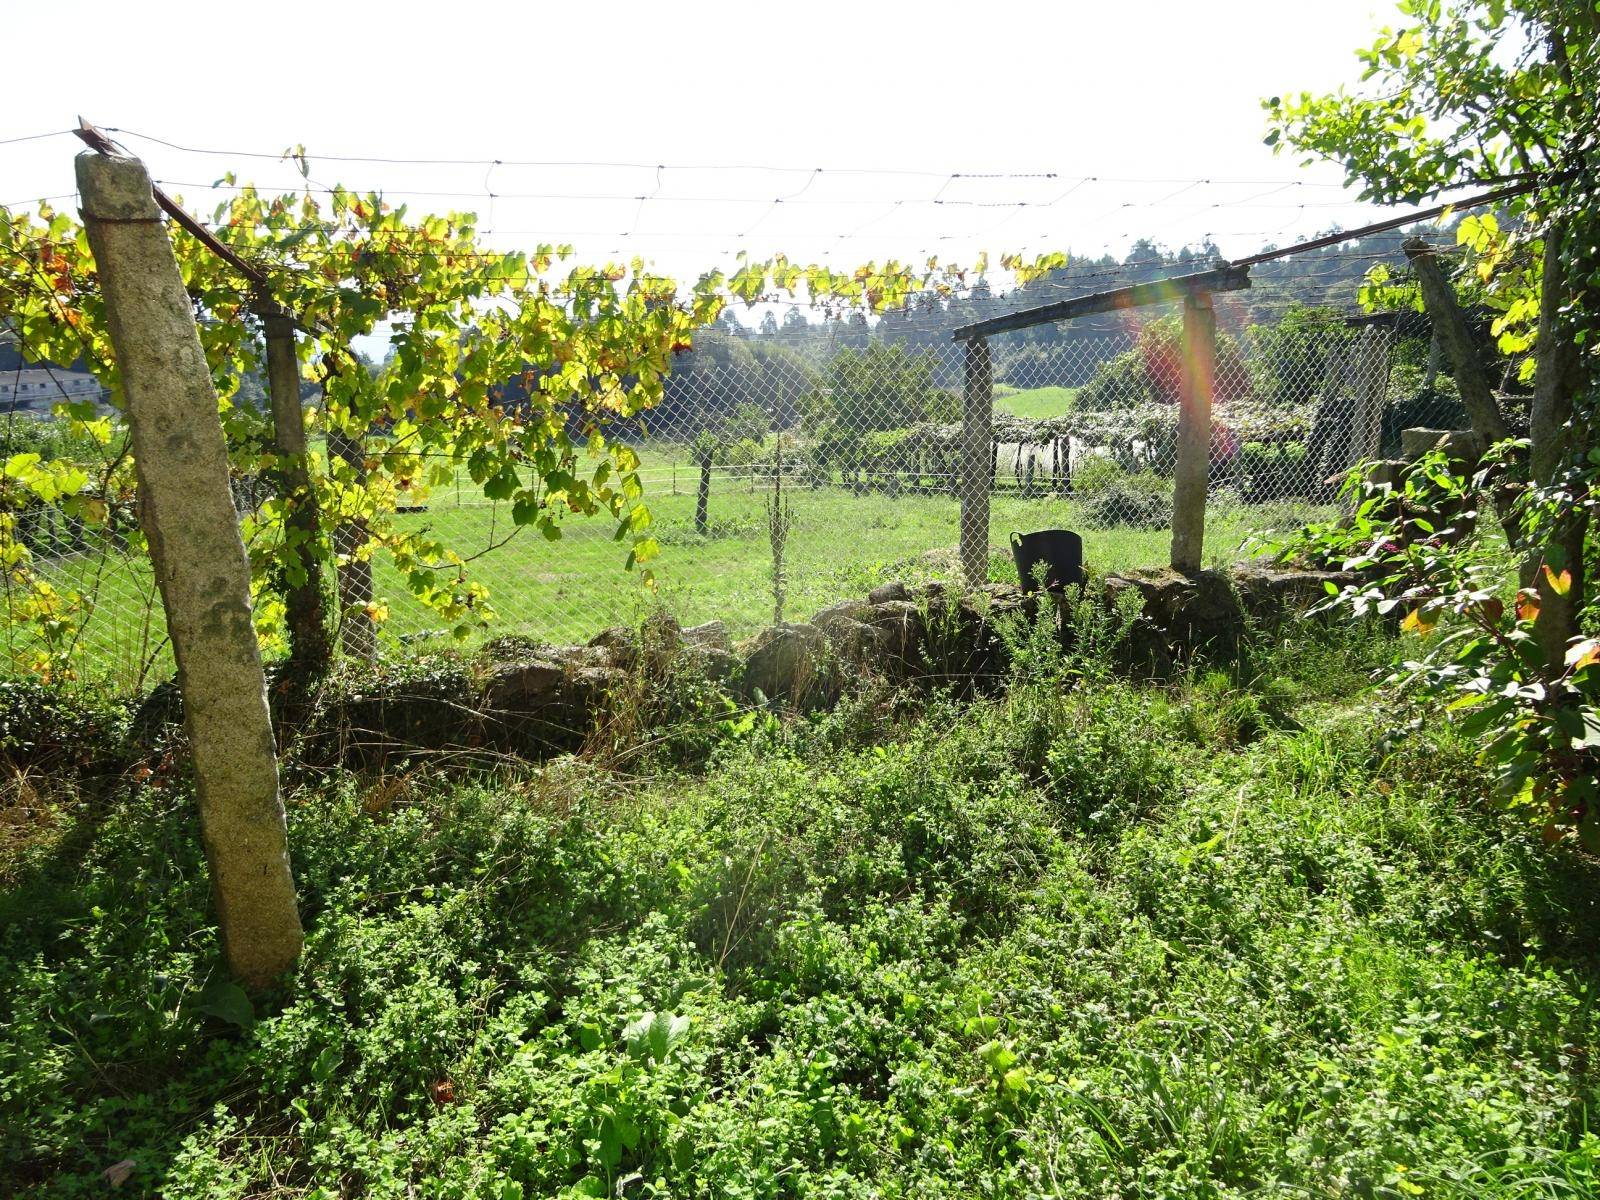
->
[1009,531,1023,549]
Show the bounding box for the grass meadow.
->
[22,457,1325,690]
[993,384,1081,419]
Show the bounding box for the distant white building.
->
[0,370,108,415]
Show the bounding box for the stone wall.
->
[307,563,1354,767]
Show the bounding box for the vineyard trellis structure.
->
[4,279,1434,690]
[0,127,1523,690]
[952,262,1252,581]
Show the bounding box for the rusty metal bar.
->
[74,117,270,291]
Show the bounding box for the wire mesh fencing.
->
[974,295,1398,576]
[362,299,1405,651]
[5,294,1438,693]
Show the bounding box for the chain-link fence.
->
[7,292,1455,692]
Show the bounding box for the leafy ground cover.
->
[3,619,1597,1198]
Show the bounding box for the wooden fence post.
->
[960,336,993,589]
[1170,293,1215,573]
[1403,237,1509,448]
[1303,340,1349,493]
[76,150,302,986]
[694,436,714,536]
[260,308,330,677]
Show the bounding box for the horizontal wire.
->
[103,127,1361,187]
[1,193,78,209]
[3,226,1446,325]
[0,174,1474,271]
[43,200,1501,276]
[0,210,1472,266]
[146,177,1380,213]
[6,220,1448,273]
[0,130,76,146]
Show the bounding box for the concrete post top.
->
[74,151,161,223]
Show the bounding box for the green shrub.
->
[0,415,115,466]
[5,622,1600,1199]
[1075,464,1173,529]
[0,679,129,771]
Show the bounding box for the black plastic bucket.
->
[1010,529,1084,594]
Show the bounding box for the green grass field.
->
[22,475,1324,690]
[379,482,1315,643]
[994,384,1080,419]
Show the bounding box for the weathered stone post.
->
[76,151,303,986]
[1170,293,1215,573]
[1403,237,1509,449]
[960,335,992,589]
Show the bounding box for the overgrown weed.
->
[4,619,1600,1198]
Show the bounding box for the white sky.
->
[1,0,1429,288]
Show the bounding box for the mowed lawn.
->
[24,472,1326,689]
[380,481,1318,645]
[994,384,1080,419]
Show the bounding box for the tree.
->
[1077,314,1252,412]
[1268,0,1595,550]
[1269,0,1600,844]
[809,343,953,434]
[723,401,772,446]
[655,329,817,438]
[1246,304,1348,404]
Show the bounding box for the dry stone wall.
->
[309,564,1356,766]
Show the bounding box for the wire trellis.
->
[0,291,1445,693]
